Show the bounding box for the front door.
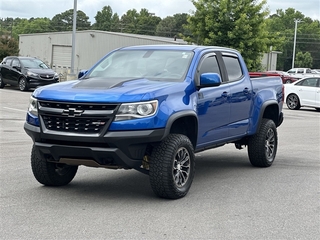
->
[196,53,231,147]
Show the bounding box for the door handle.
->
[243,87,249,94]
[221,91,229,98]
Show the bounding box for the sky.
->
[0,0,319,23]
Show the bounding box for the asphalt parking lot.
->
[0,86,319,240]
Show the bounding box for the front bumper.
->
[27,78,59,88]
[24,122,166,170]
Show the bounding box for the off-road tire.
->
[248,118,278,167]
[149,134,195,199]
[19,77,28,91]
[31,145,78,186]
[286,94,301,110]
[0,74,4,88]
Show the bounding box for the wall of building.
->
[19,30,185,80]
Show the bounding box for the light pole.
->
[71,0,77,76]
[292,19,302,69]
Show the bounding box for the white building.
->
[19,30,186,80]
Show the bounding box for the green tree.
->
[295,51,313,68]
[92,5,120,32]
[11,18,51,39]
[120,9,161,35]
[265,8,320,70]
[185,0,270,70]
[156,13,189,38]
[50,9,91,31]
[0,36,19,61]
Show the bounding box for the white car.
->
[284,77,320,111]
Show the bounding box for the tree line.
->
[1,0,319,71]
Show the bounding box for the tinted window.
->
[198,56,221,76]
[296,78,318,87]
[12,59,20,68]
[223,56,243,81]
[3,58,12,65]
[287,69,296,74]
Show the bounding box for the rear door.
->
[295,78,318,107]
[221,53,252,137]
[10,58,22,86]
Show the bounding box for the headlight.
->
[114,100,158,121]
[27,71,39,77]
[28,96,38,116]
[54,73,59,79]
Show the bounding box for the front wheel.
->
[19,77,28,91]
[149,134,195,199]
[248,119,278,167]
[31,145,78,186]
[286,94,301,110]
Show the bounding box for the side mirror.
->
[78,70,88,79]
[13,66,21,71]
[199,73,221,88]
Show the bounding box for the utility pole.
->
[70,0,77,76]
[292,19,302,69]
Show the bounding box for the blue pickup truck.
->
[24,45,284,199]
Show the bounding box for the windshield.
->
[20,58,49,69]
[87,50,194,82]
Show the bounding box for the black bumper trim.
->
[24,122,166,169]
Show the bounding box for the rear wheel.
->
[31,145,78,186]
[286,94,301,110]
[19,77,28,91]
[0,74,4,88]
[149,134,195,199]
[248,119,278,167]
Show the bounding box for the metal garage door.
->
[52,45,72,68]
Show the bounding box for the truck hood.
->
[33,77,186,102]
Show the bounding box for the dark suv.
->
[0,56,59,91]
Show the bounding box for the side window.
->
[306,69,312,73]
[198,56,221,76]
[297,69,304,73]
[287,69,295,74]
[303,78,317,87]
[11,59,20,68]
[3,58,12,66]
[222,56,243,81]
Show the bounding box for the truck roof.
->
[119,45,239,54]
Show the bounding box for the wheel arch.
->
[163,111,198,149]
[249,100,281,135]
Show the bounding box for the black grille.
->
[42,115,108,133]
[39,101,119,134]
[39,74,54,79]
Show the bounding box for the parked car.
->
[286,68,317,79]
[249,71,298,84]
[284,77,320,111]
[267,70,299,84]
[0,56,59,91]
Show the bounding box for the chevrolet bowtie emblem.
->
[62,108,84,117]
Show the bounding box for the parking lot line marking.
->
[3,107,26,112]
